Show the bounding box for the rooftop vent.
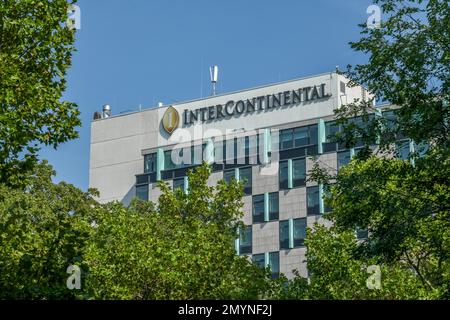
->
[103,104,111,118]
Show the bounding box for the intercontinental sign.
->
[182,83,332,126]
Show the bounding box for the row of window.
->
[252,252,280,279]
[279,124,318,150]
[241,225,368,271]
[252,187,323,224]
[239,218,307,256]
[145,111,420,176]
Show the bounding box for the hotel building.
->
[89,71,410,278]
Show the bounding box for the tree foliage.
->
[0,0,80,187]
[0,161,98,299]
[286,154,448,299]
[83,164,273,299]
[0,163,274,299]
[299,0,449,300]
[336,0,449,154]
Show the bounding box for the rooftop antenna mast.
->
[209,65,219,96]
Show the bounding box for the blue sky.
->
[40,0,374,191]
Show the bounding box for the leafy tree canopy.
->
[0,0,80,187]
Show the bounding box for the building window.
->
[252,254,265,269]
[357,228,368,240]
[292,158,306,187]
[239,167,252,195]
[136,185,149,201]
[239,227,252,255]
[144,153,157,173]
[173,177,185,191]
[279,221,290,250]
[252,192,278,223]
[252,252,279,279]
[280,125,318,150]
[280,130,293,150]
[280,218,307,250]
[396,140,410,160]
[293,218,307,247]
[164,146,201,171]
[294,127,309,147]
[323,185,333,213]
[279,158,306,190]
[337,150,351,171]
[269,192,279,221]
[325,121,341,142]
[279,161,289,189]
[252,194,265,224]
[268,252,280,279]
[223,169,235,183]
[307,186,320,215]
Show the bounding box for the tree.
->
[0,0,80,187]
[335,0,449,156]
[0,161,98,299]
[297,0,450,300]
[304,155,449,299]
[83,164,273,299]
[303,225,432,300]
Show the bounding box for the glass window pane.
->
[224,169,235,183]
[383,111,397,130]
[269,252,280,278]
[396,141,410,160]
[279,161,288,189]
[307,186,320,215]
[337,150,351,170]
[279,221,290,249]
[294,127,309,147]
[252,195,265,223]
[164,150,174,170]
[269,192,279,221]
[309,125,318,145]
[292,158,306,187]
[136,185,148,201]
[239,227,252,255]
[280,129,293,150]
[144,153,156,173]
[325,122,340,142]
[240,167,252,195]
[173,178,184,191]
[252,254,265,268]
[293,218,307,247]
[357,228,368,240]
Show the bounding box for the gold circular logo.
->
[162,106,179,134]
